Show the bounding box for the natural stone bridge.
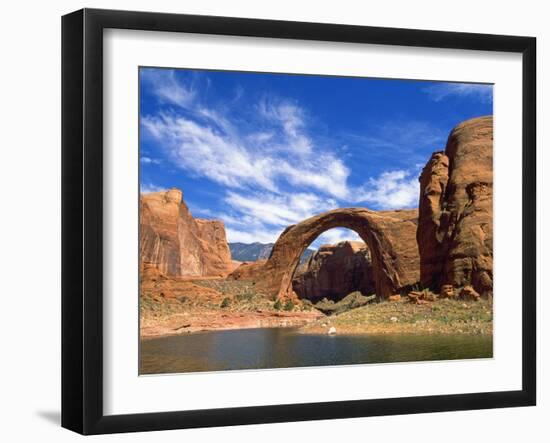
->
[230,207,420,300]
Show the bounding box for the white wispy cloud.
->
[423,83,493,102]
[142,107,350,199]
[348,121,446,156]
[141,72,439,244]
[141,69,196,108]
[258,98,313,156]
[225,227,281,244]
[222,191,339,243]
[225,191,338,227]
[185,201,215,218]
[355,169,419,209]
[140,183,166,194]
[313,228,362,248]
[140,156,161,165]
[142,113,279,192]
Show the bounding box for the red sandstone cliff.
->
[417,116,493,296]
[292,241,375,302]
[140,188,233,277]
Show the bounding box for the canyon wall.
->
[417,116,493,296]
[292,241,375,302]
[140,188,233,277]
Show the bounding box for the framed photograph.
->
[62,8,536,435]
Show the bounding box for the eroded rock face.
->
[230,207,420,300]
[228,259,267,281]
[292,241,375,302]
[417,116,493,296]
[195,219,233,276]
[140,189,233,277]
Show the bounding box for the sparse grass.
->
[300,298,493,335]
[140,276,492,336]
[141,279,277,320]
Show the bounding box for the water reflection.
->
[139,328,493,375]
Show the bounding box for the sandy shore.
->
[140,309,322,338]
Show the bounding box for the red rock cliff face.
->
[292,241,375,302]
[195,219,233,276]
[140,188,233,277]
[417,116,493,296]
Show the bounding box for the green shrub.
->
[273,299,282,310]
[284,300,295,311]
[220,297,231,308]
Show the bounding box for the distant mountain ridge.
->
[229,242,315,263]
[229,242,274,261]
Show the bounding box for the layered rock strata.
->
[417,116,493,296]
[140,188,233,277]
[292,241,375,302]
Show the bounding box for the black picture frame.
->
[61,8,536,435]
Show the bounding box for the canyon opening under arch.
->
[231,207,421,300]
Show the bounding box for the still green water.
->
[140,327,492,375]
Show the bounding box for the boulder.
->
[408,290,437,303]
[440,284,456,299]
[459,285,481,301]
[417,116,493,296]
[292,241,375,302]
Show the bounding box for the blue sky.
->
[139,67,492,247]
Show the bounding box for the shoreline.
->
[140,298,493,339]
[140,277,493,339]
[141,323,493,340]
[140,309,322,339]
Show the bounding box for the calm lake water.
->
[140,328,492,375]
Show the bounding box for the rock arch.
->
[232,207,420,300]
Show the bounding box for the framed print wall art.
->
[61,8,536,435]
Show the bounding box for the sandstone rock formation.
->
[417,116,493,296]
[140,188,233,277]
[228,259,267,281]
[292,241,375,302]
[230,207,420,300]
[195,219,233,276]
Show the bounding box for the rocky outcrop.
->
[140,188,233,277]
[230,207,420,300]
[228,259,268,281]
[195,219,233,276]
[292,241,375,302]
[417,116,493,296]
